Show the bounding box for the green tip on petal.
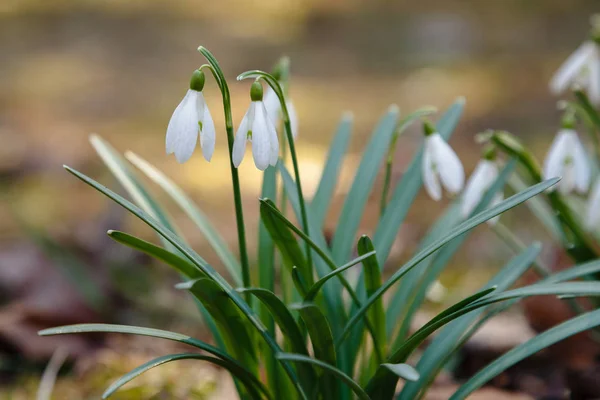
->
[250,81,263,101]
[189,69,205,91]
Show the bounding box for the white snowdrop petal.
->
[423,137,442,201]
[166,90,199,163]
[257,103,279,166]
[586,180,600,230]
[572,134,591,193]
[263,87,281,125]
[232,106,252,168]
[543,130,571,183]
[287,100,299,139]
[550,41,596,94]
[587,49,600,106]
[195,92,207,126]
[430,134,464,194]
[461,160,495,218]
[200,106,216,162]
[250,102,271,171]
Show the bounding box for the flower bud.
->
[250,81,264,101]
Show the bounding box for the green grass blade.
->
[373,98,465,265]
[381,363,419,382]
[331,105,400,263]
[310,113,353,228]
[295,303,338,399]
[450,308,600,400]
[107,230,204,279]
[260,198,310,286]
[62,165,308,400]
[102,353,268,400]
[338,177,559,348]
[389,159,516,343]
[126,151,241,285]
[277,353,371,400]
[39,323,229,357]
[398,243,541,400]
[304,250,376,302]
[358,235,386,360]
[239,288,316,389]
[544,259,600,283]
[176,278,258,374]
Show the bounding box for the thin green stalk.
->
[488,130,599,263]
[198,48,251,301]
[238,70,314,284]
[574,89,600,164]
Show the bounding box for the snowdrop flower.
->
[232,81,279,171]
[461,148,503,224]
[264,86,299,139]
[422,121,465,201]
[166,70,216,163]
[586,179,600,231]
[549,37,600,105]
[543,128,590,195]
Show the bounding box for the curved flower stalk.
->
[166,70,216,163]
[422,121,465,201]
[462,146,502,224]
[264,86,299,139]
[233,82,280,171]
[542,128,590,195]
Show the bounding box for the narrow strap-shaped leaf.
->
[295,303,338,399]
[260,198,310,286]
[311,113,353,228]
[103,353,269,400]
[277,353,371,400]
[358,235,386,361]
[338,178,559,348]
[107,230,204,279]
[177,278,258,375]
[450,308,600,400]
[39,323,231,359]
[63,166,307,400]
[389,160,516,344]
[126,151,242,285]
[381,363,419,382]
[543,258,600,283]
[398,243,541,400]
[304,250,376,302]
[331,105,400,264]
[239,288,316,390]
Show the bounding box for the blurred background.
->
[1,1,599,398]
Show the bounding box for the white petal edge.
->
[287,100,299,139]
[461,160,497,218]
[232,104,252,168]
[166,89,199,163]
[572,133,591,193]
[549,41,596,94]
[587,47,600,106]
[200,106,216,162]
[543,130,571,190]
[250,102,271,171]
[430,134,464,194]
[423,136,442,201]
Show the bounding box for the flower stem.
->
[198,48,252,300]
[574,89,600,164]
[238,70,314,285]
[488,130,600,263]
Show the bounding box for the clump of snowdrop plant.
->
[38,27,600,400]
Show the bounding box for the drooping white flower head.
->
[422,121,465,201]
[264,86,299,139]
[586,178,600,231]
[461,154,500,219]
[166,70,216,163]
[232,81,279,171]
[543,128,590,195]
[550,39,600,105]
